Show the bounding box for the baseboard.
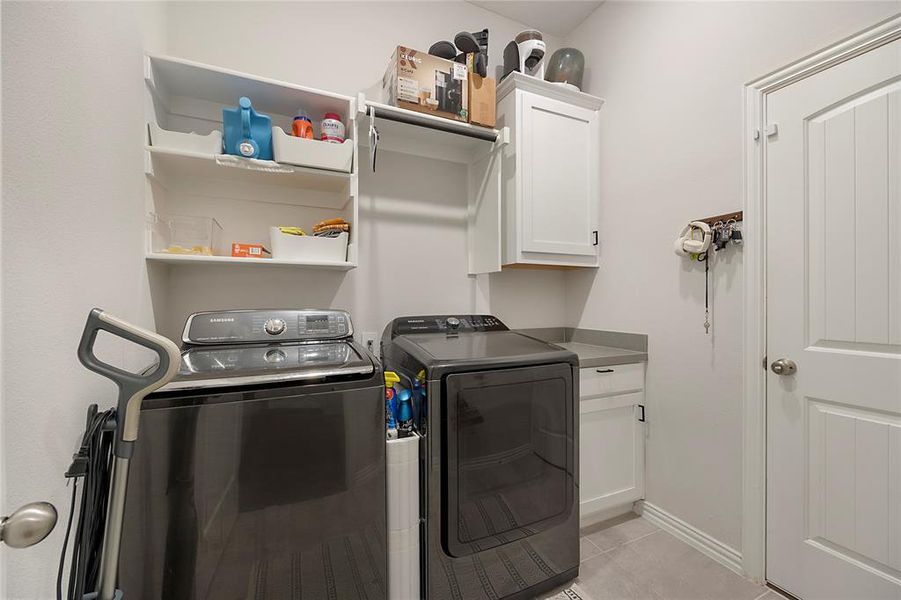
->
[579,502,636,530]
[637,501,744,577]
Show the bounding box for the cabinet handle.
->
[592,231,598,246]
[638,404,646,422]
[595,368,614,374]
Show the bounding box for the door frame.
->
[741,14,901,584]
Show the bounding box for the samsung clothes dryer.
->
[117,309,386,600]
[381,315,580,600]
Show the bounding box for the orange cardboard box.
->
[231,243,271,258]
[468,74,496,128]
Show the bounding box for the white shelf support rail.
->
[365,101,500,142]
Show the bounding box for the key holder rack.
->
[695,210,742,228]
[676,210,743,335]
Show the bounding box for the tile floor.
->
[542,513,790,600]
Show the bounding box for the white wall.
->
[565,1,901,553]
[0,4,563,598]
[160,1,568,338]
[1,3,167,598]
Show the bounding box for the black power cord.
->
[58,404,116,600]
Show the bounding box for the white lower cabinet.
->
[579,364,646,521]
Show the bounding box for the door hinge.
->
[592,231,598,246]
[638,404,646,422]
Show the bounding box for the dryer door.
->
[443,363,575,557]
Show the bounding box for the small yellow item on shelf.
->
[163,245,213,255]
[277,226,306,236]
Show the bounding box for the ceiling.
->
[467,1,604,37]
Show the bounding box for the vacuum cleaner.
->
[58,309,180,600]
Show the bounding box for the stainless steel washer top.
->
[156,309,373,391]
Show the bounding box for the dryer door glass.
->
[443,363,574,557]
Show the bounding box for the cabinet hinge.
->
[592,231,598,246]
[638,405,646,422]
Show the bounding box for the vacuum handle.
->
[77,308,180,457]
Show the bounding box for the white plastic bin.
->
[269,228,348,262]
[271,126,353,172]
[149,123,222,155]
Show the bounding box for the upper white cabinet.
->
[469,73,603,272]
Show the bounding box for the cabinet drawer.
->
[580,363,645,398]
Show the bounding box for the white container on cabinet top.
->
[497,73,604,268]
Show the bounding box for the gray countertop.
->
[517,327,648,368]
[553,341,647,368]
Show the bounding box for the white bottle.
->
[320,113,345,143]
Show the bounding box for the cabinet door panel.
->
[579,392,645,517]
[520,93,598,256]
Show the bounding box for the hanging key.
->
[713,221,728,251]
[729,221,743,245]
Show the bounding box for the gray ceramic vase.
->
[545,47,585,90]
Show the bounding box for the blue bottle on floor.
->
[222,97,273,160]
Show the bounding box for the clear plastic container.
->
[150,213,224,256]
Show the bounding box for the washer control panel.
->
[184,309,353,345]
[388,314,508,337]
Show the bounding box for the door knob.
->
[771,358,797,376]
[0,502,57,548]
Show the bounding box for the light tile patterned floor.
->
[542,513,790,600]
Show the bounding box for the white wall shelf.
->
[143,53,360,276]
[359,99,507,164]
[146,54,355,125]
[146,253,356,270]
[145,146,353,209]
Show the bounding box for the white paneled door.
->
[766,38,901,600]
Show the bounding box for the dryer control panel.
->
[387,314,508,338]
[183,309,353,345]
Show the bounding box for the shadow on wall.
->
[358,148,468,228]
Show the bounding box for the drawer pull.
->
[595,368,614,374]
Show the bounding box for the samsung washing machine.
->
[381,315,580,600]
[117,309,386,600]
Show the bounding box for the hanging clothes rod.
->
[364,102,499,143]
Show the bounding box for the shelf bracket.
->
[144,149,155,178]
[494,126,511,149]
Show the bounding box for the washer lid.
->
[403,331,565,361]
[158,341,373,391]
